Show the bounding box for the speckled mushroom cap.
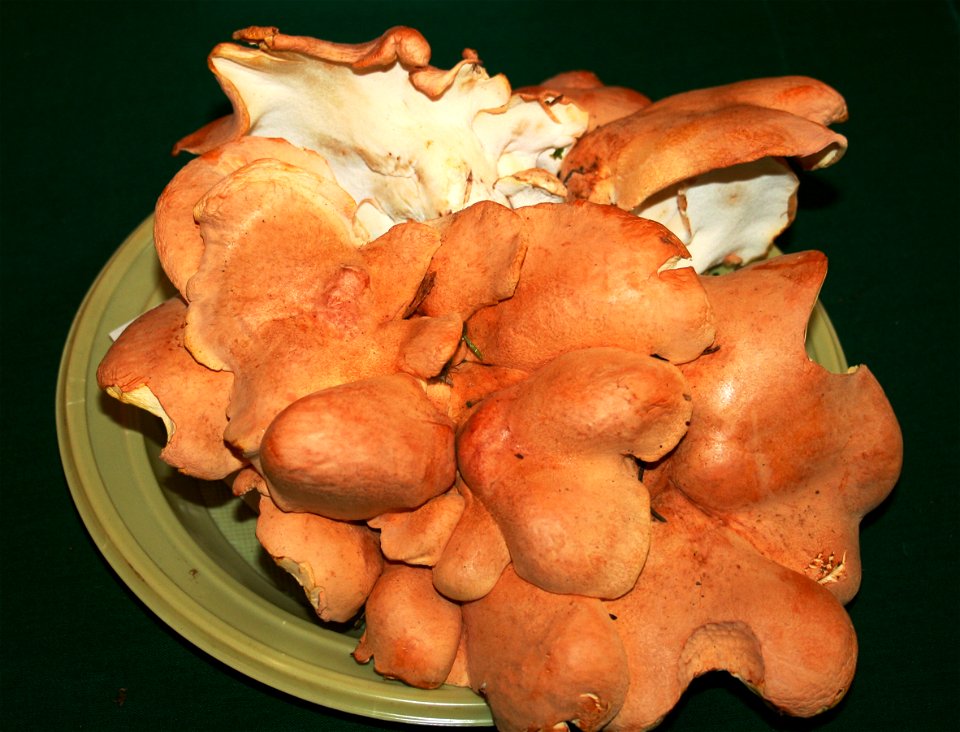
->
[605,488,859,731]
[644,251,903,604]
[464,200,716,371]
[259,373,457,521]
[96,297,242,480]
[353,563,463,690]
[560,76,849,271]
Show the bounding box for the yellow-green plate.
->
[56,217,846,727]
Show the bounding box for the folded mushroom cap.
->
[417,200,528,321]
[175,26,586,238]
[516,70,652,132]
[432,480,511,602]
[562,75,848,210]
[368,488,465,566]
[465,200,716,371]
[463,565,629,732]
[154,136,354,297]
[353,563,463,689]
[183,157,459,455]
[96,298,242,480]
[606,488,858,730]
[457,347,692,599]
[644,251,903,603]
[560,76,847,271]
[255,494,383,623]
[260,373,457,521]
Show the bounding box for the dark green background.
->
[2,1,957,730]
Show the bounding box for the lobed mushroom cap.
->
[463,565,629,732]
[255,494,383,624]
[96,298,242,480]
[432,480,511,603]
[368,488,465,566]
[644,251,903,603]
[465,200,716,371]
[183,158,459,456]
[606,488,858,730]
[154,136,352,298]
[457,347,692,599]
[562,75,848,212]
[260,373,457,521]
[353,563,463,689]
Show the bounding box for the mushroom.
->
[173,26,588,238]
[561,76,849,271]
[255,493,383,624]
[605,487,859,730]
[462,565,629,732]
[464,200,716,372]
[183,158,461,456]
[154,136,358,298]
[259,373,457,521]
[417,200,529,322]
[456,347,692,599]
[367,488,465,566]
[643,251,903,604]
[353,563,463,689]
[516,70,652,132]
[96,297,242,480]
[431,479,511,602]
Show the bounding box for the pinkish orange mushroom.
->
[154,136,354,298]
[605,488,858,730]
[367,488,465,566]
[463,565,629,732]
[431,479,511,602]
[464,200,716,372]
[182,158,461,456]
[255,494,383,624]
[516,70,651,132]
[644,251,902,604]
[96,297,242,480]
[456,347,692,599]
[353,563,463,689]
[561,76,849,271]
[259,373,457,521]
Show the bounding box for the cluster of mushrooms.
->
[97,26,903,732]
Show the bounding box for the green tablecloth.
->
[2,1,957,730]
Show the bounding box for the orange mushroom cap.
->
[260,373,457,521]
[606,488,858,730]
[255,494,383,624]
[463,565,629,732]
[183,158,460,455]
[353,563,463,690]
[154,136,352,298]
[516,70,652,132]
[457,347,692,599]
[644,250,903,603]
[465,200,716,371]
[562,75,848,212]
[96,298,242,480]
